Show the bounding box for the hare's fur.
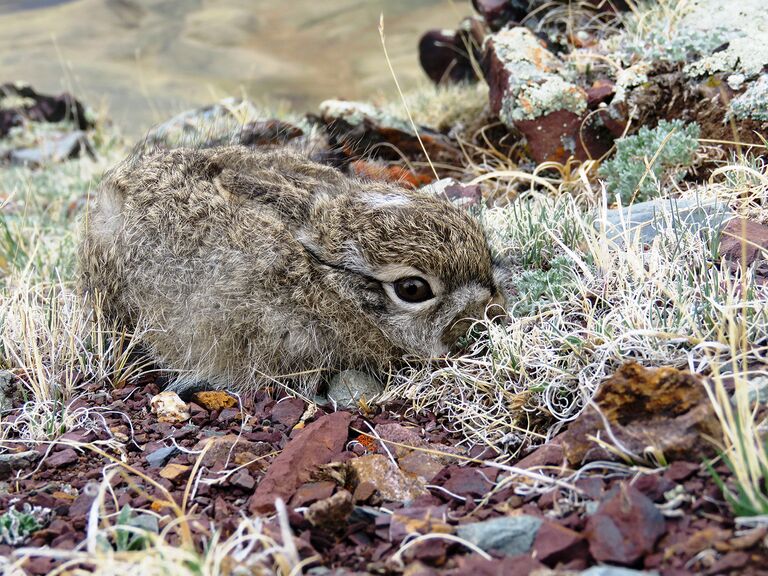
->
[79,146,503,393]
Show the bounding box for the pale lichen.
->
[730,75,768,122]
[490,27,587,125]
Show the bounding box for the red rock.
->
[248,411,352,514]
[514,439,565,470]
[441,466,498,497]
[448,553,546,576]
[585,483,666,565]
[47,448,79,468]
[418,29,479,85]
[193,434,271,470]
[270,397,306,428]
[664,461,700,482]
[398,451,444,482]
[228,469,256,491]
[290,481,337,507]
[532,520,588,566]
[719,218,768,270]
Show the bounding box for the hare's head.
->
[299,181,506,359]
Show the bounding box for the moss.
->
[599,120,701,204]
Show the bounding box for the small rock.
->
[291,481,337,507]
[532,520,588,565]
[228,469,256,491]
[159,463,191,482]
[145,446,179,468]
[193,434,271,470]
[270,397,306,428]
[320,99,460,166]
[389,505,452,542]
[441,466,498,497]
[47,448,79,468]
[585,483,666,565]
[191,390,238,411]
[0,82,92,138]
[349,454,428,503]
[398,452,444,482]
[249,411,352,514]
[449,554,546,576]
[327,370,384,408]
[418,25,480,84]
[305,490,354,534]
[150,391,190,424]
[0,450,41,476]
[720,218,768,272]
[456,515,542,556]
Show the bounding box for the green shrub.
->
[599,120,701,204]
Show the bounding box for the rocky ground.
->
[2,0,768,574]
[1,367,766,575]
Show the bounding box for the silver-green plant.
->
[599,120,701,204]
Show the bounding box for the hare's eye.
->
[393,277,434,303]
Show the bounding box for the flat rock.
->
[248,411,352,514]
[47,448,79,468]
[719,218,768,269]
[456,515,543,556]
[599,196,732,246]
[0,450,41,475]
[7,131,93,165]
[585,483,666,565]
[270,397,306,428]
[145,445,180,469]
[580,568,661,576]
[348,454,428,503]
[533,520,588,565]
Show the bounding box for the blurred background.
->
[0,0,470,136]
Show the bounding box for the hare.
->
[79,145,506,393]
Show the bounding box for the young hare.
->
[79,145,506,393]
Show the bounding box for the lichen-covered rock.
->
[483,26,619,162]
[484,27,586,124]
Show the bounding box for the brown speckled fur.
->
[79,145,504,393]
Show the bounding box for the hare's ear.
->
[213,167,320,227]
